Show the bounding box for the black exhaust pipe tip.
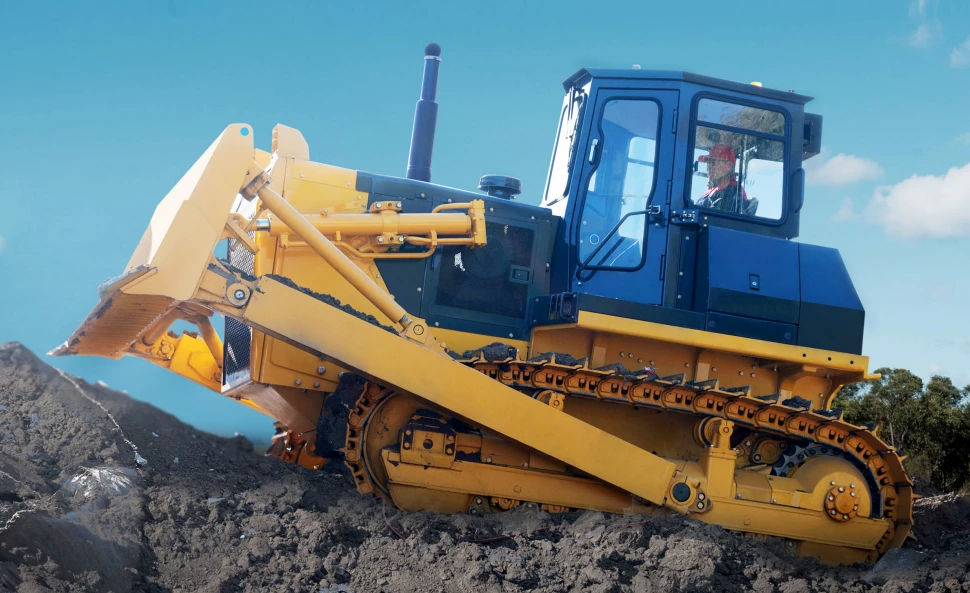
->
[425,42,441,57]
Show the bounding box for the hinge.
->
[672,109,679,133]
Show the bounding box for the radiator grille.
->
[223,229,255,388]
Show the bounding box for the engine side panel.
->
[360,172,559,341]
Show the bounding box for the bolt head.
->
[375,202,382,208]
[317,366,326,374]
[313,382,320,388]
[475,498,483,505]
[294,379,302,386]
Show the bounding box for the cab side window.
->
[689,99,786,220]
[578,99,660,268]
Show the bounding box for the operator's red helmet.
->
[699,143,736,164]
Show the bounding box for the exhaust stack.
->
[406,43,441,182]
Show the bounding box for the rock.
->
[864,548,930,584]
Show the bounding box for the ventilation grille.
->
[434,222,534,319]
[223,233,254,387]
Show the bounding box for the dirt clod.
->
[0,341,968,592]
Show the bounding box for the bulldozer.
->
[53,43,913,564]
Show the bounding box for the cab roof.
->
[563,69,814,105]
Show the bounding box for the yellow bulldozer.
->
[53,43,912,564]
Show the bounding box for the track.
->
[345,349,914,558]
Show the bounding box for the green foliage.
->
[833,369,970,493]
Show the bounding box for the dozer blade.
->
[51,124,256,386]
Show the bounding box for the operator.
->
[696,144,757,216]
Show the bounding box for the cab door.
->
[571,89,679,306]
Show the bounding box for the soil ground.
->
[0,341,968,593]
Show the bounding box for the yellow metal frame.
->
[52,123,906,564]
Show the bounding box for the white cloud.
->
[865,161,970,240]
[906,0,943,49]
[909,21,944,48]
[950,36,970,67]
[831,197,857,222]
[805,150,884,187]
[952,132,970,146]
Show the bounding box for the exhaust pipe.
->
[406,43,441,182]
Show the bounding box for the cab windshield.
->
[689,99,787,220]
[542,84,588,217]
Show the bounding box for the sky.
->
[2,0,969,440]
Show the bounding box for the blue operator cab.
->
[537,69,865,354]
[360,67,862,356]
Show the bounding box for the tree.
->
[836,368,923,450]
[834,370,970,493]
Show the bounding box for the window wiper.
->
[575,209,649,282]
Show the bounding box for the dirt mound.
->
[0,341,968,592]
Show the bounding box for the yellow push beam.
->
[212,275,679,506]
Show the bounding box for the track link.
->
[346,351,914,555]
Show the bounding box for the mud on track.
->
[0,342,967,593]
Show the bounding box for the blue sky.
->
[2,1,969,439]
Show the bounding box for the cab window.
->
[542,86,587,218]
[689,99,786,220]
[578,99,660,268]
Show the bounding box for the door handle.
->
[588,138,599,164]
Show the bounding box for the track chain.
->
[346,351,914,554]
